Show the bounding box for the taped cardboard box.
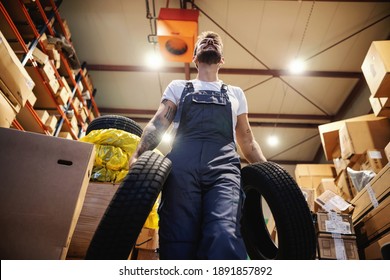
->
[317,233,359,260]
[315,212,355,236]
[0,31,35,107]
[361,40,390,98]
[0,128,95,259]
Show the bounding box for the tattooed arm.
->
[129,99,177,167]
[236,113,267,163]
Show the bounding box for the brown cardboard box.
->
[0,128,95,259]
[301,188,315,212]
[315,190,353,213]
[318,114,386,160]
[59,131,73,139]
[316,178,338,197]
[335,169,356,201]
[56,86,71,105]
[136,249,159,260]
[339,118,390,159]
[26,66,57,108]
[384,142,390,162]
[295,164,336,189]
[135,228,159,250]
[45,115,58,133]
[35,109,50,124]
[358,149,388,174]
[16,105,47,134]
[363,232,390,260]
[32,47,49,65]
[361,40,390,98]
[316,212,354,235]
[369,96,390,117]
[0,31,35,107]
[67,182,119,259]
[0,88,18,128]
[355,195,390,243]
[350,163,390,224]
[317,233,359,260]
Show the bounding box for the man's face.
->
[194,37,223,65]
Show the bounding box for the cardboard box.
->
[339,118,390,159]
[361,40,390,97]
[317,233,359,260]
[315,190,353,213]
[136,249,159,260]
[335,169,356,201]
[355,195,390,243]
[45,115,58,133]
[135,228,159,250]
[385,142,390,162]
[67,182,119,259]
[35,109,50,124]
[32,47,49,65]
[59,131,73,139]
[358,149,388,174]
[350,163,390,224]
[0,88,18,128]
[295,164,336,189]
[363,232,390,260]
[318,114,385,160]
[26,66,57,108]
[301,188,315,212]
[0,31,35,107]
[16,105,47,134]
[315,212,354,235]
[316,178,338,197]
[0,128,95,259]
[369,96,390,117]
[56,87,71,105]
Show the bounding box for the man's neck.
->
[196,63,220,82]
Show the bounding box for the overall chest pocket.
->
[191,93,227,106]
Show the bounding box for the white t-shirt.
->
[161,79,248,142]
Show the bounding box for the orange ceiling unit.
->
[157,8,199,63]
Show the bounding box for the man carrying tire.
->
[130,31,267,260]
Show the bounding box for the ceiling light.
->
[289,59,305,74]
[267,135,279,147]
[146,52,163,69]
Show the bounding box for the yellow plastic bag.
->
[80,128,162,228]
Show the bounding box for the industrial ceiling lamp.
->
[157,8,199,63]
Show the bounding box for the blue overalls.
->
[158,82,248,260]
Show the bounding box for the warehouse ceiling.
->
[60,0,390,164]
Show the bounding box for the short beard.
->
[196,50,222,65]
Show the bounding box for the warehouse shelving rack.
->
[0,0,100,139]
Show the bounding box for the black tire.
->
[86,115,143,137]
[241,161,316,260]
[85,151,172,260]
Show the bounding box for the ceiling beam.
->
[99,107,331,128]
[87,64,362,79]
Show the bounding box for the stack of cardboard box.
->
[312,111,390,259]
[0,31,36,128]
[315,212,359,260]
